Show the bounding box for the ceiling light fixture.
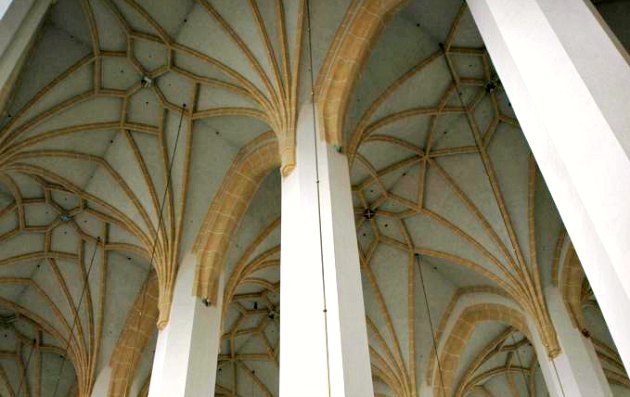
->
[363,208,376,220]
[141,76,153,88]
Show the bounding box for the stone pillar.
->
[279,103,373,396]
[547,287,612,396]
[467,0,630,372]
[148,254,223,397]
[0,0,51,113]
[530,289,612,397]
[91,367,111,396]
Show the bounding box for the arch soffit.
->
[425,290,532,391]
[316,0,407,146]
[193,132,280,302]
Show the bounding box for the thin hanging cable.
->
[415,254,446,396]
[509,332,531,392]
[305,0,332,394]
[124,102,188,379]
[440,41,568,397]
[52,236,100,396]
[51,103,187,396]
[16,338,37,397]
[551,358,567,397]
[16,260,42,396]
[251,369,255,397]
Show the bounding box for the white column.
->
[530,288,612,397]
[0,0,51,112]
[467,0,630,372]
[544,287,612,397]
[148,254,223,397]
[418,383,433,396]
[280,103,373,396]
[91,367,111,396]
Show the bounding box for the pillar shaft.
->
[548,287,612,397]
[530,289,612,397]
[468,0,630,372]
[279,103,373,396]
[0,0,50,113]
[148,254,223,397]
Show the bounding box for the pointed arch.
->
[316,0,407,145]
[193,132,280,301]
[108,273,159,397]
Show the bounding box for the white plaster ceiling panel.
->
[358,139,418,172]
[171,50,236,83]
[385,167,420,205]
[472,95,495,135]
[196,84,260,111]
[177,4,266,94]
[3,25,91,124]
[135,0,195,37]
[428,256,495,288]
[307,0,352,77]
[431,153,509,248]
[23,98,121,147]
[126,90,161,126]
[194,116,269,152]
[364,114,433,156]
[102,57,139,90]
[486,125,531,259]
[91,0,127,51]
[448,11,484,48]
[212,0,275,84]
[154,72,191,106]
[51,0,93,46]
[402,0,463,43]
[370,59,453,126]
[344,12,443,141]
[430,112,476,149]
[107,0,159,35]
[366,243,413,347]
[423,156,507,265]
[134,37,169,72]
[177,124,243,253]
[20,66,94,127]
[453,52,486,80]
[350,165,373,197]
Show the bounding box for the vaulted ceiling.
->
[0,0,629,396]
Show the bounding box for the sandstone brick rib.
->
[560,247,587,330]
[317,0,406,146]
[108,273,159,397]
[193,132,280,301]
[432,303,529,397]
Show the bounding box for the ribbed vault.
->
[342,0,630,395]
[0,0,348,393]
[0,0,629,395]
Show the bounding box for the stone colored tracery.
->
[0,0,628,395]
